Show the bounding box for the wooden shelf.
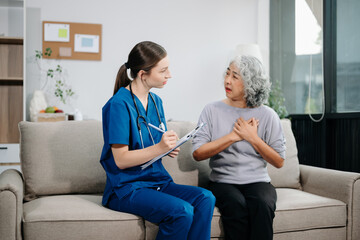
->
[0,37,23,45]
[0,41,23,80]
[0,77,23,81]
[0,37,23,143]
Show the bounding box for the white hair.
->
[230,55,271,107]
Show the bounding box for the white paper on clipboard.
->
[141,122,206,170]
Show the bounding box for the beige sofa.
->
[0,119,359,240]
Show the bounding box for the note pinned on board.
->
[59,47,72,57]
[58,29,68,38]
[74,34,99,53]
[44,23,70,42]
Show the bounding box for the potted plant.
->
[266,80,288,119]
[29,48,76,122]
[35,48,75,104]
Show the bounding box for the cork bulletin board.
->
[42,21,102,61]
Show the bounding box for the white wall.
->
[0,6,23,37]
[25,0,269,122]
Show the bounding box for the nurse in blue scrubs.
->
[100,41,215,240]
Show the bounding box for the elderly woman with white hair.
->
[192,55,286,240]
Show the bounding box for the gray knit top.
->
[192,101,286,184]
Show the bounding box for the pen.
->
[148,123,165,133]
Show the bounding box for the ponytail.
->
[113,64,131,95]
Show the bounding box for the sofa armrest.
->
[0,169,24,240]
[300,164,360,240]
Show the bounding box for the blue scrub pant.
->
[108,182,215,240]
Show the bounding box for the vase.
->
[29,90,48,122]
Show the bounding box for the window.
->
[270,0,360,173]
[270,0,324,115]
[336,0,360,112]
[271,0,360,115]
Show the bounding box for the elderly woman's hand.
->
[232,118,259,142]
[234,117,259,143]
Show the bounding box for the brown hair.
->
[113,41,167,95]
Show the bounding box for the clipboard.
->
[141,122,206,170]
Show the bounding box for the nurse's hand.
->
[158,130,178,153]
[168,147,180,158]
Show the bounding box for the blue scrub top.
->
[100,87,173,206]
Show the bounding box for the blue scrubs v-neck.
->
[100,87,173,206]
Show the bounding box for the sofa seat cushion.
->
[144,188,346,239]
[23,194,144,240]
[274,188,346,233]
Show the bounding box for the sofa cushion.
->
[164,121,211,188]
[274,228,346,240]
[267,119,301,189]
[19,121,105,201]
[145,188,346,239]
[23,194,144,240]
[274,188,346,233]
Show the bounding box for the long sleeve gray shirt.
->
[192,101,286,185]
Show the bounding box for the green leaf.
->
[47,69,54,78]
[35,50,42,59]
[45,48,52,56]
[56,65,62,73]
